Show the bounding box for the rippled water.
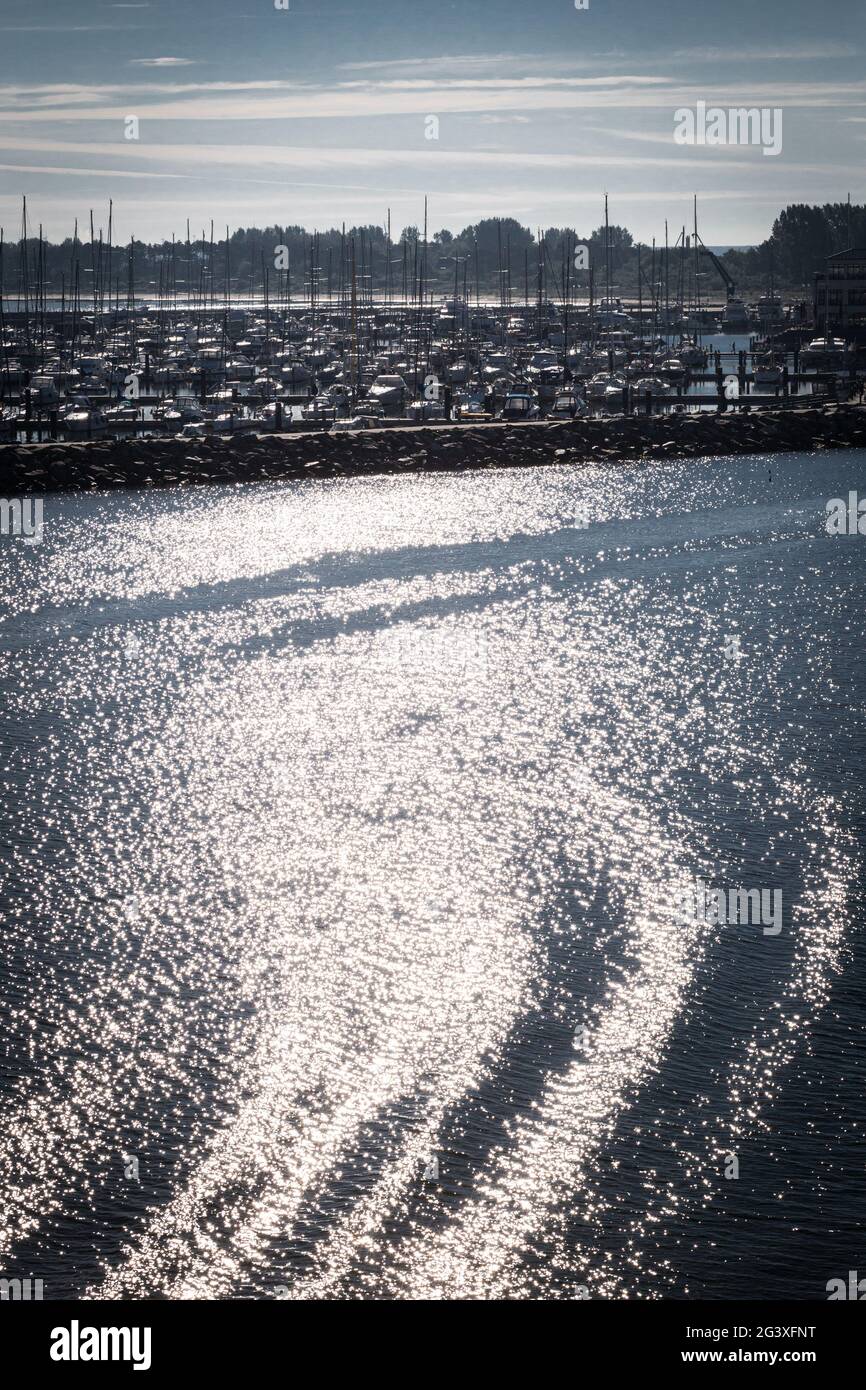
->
[1,449,864,1301]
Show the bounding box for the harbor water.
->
[0,447,864,1299]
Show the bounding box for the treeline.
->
[0,203,861,300]
[0,217,635,300]
[724,203,866,287]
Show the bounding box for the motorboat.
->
[566,347,591,375]
[63,408,106,434]
[596,297,635,329]
[213,411,255,433]
[330,415,370,433]
[499,390,540,421]
[755,292,785,330]
[455,396,492,420]
[526,351,562,401]
[367,374,408,410]
[154,397,206,424]
[253,401,287,431]
[102,404,141,424]
[679,341,708,369]
[175,420,213,441]
[481,352,513,383]
[720,297,751,333]
[799,336,849,371]
[29,375,61,408]
[405,397,446,421]
[753,356,783,387]
[550,391,587,419]
[302,395,339,423]
[280,361,314,391]
[586,371,624,400]
[224,356,256,381]
[60,395,106,433]
[446,359,472,385]
[631,376,671,399]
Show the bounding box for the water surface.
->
[0,448,863,1299]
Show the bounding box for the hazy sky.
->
[0,0,862,245]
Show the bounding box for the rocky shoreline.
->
[2,403,865,496]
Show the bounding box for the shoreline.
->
[2,403,864,496]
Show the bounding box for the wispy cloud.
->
[0,81,291,109]
[0,135,841,178]
[0,162,186,180]
[337,44,860,76]
[2,74,865,125]
[661,41,860,62]
[128,57,196,68]
[336,53,583,77]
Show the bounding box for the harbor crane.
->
[695,232,738,301]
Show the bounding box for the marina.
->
[2,202,859,447]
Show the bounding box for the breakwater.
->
[2,403,864,496]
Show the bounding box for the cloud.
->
[0,135,842,178]
[336,53,590,78]
[0,162,186,180]
[0,81,291,109]
[662,42,860,62]
[128,57,196,68]
[335,44,860,77]
[2,74,865,124]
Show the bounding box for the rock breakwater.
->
[2,404,864,496]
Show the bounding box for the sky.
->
[0,0,862,246]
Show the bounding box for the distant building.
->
[813,247,866,337]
